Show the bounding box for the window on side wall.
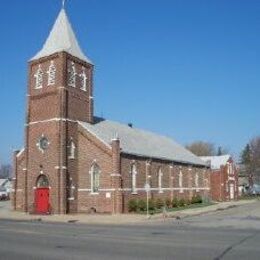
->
[68,140,76,159]
[158,167,163,193]
[131,164,137,194]
[90,163,100,193]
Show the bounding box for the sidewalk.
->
[153,199,257,221]
[0,199,257,225]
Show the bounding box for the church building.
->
[12,7,210,214]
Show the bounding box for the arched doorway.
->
[35,175,50,214]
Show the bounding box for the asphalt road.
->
[0,201,260,260]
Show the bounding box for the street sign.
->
[144,183,150,192]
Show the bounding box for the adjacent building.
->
[200,155,238,201]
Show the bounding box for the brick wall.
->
[210,159,239,201]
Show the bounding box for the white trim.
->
[99,188,116,192]
[78,189,91,192]
[55,166,67,170]
[68,197,75,201]
[27,118,78,126]
[90,192,99,195]
[110,174,121,177]
[77,187,210,192]
[16,148,25,158]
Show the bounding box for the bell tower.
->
[23,7,94,214]
[29,8,94,123]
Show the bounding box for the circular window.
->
[37,136,49,152]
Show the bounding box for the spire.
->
[31,8,93,64]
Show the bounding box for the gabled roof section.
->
[79,118,207,167]
[200,155,231,170]
[31,8,92,64]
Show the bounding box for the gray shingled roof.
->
[79,118,207,166]
[31,9,92,64]
[200,155,231,170]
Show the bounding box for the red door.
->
[35,188,49,214]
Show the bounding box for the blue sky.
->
[0,0,260,163]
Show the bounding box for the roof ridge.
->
[80,118,207,166]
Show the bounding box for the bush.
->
[149,199,155,211]
[155,198,164,209]
[172,197,178,208]
[178,198,185,207]
[185,199,191,206]
[128,199,138,212]
[191,194,202,204]
[137,199,146,212]
[165,198,171,208]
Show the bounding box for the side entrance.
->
[229,183,235,200]
[35,175,50,214]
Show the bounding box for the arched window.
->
[179,171,183,188]
[36,175,49,188]
[68,178,75,200]
[195,173,199,188]
[130,164,137,193]
[179,171,183,193]
[90,163,100,193]
[158,167,163,193]
[68,61,76,87]
[47,60,56,86]
[79,68,88,91]
[68,140,76,159]
[34,65,44,89]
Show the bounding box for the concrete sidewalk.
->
[0,199,257,225]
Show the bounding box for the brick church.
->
[12,7,210,214]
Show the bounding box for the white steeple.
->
[31,8,92,64]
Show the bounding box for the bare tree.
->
[0,164,12,179]
[186,141,216,156]
[241,136,260,185]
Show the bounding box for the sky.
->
[0,0,260,164]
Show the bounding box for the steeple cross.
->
[62,0,66,9]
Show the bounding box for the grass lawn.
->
[139,202,216,215]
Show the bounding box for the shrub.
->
[191,194,202,204]
[128,199,138,212]
[178,198,185,207]
[137,199,146,212]
[185,199,191,206]
[165,198,171,208]
[155,198,164,209]
[172,197,178,208]
[149,199,155,211]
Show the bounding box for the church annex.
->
[12,7,210,214]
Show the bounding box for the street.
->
[0,200,260,260]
